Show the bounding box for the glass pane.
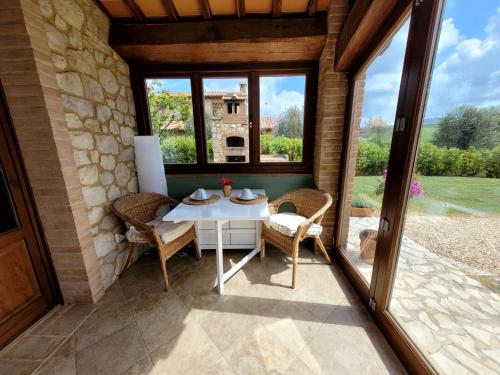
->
[339,19,411,285]
[203,77,249,164]
[0,167,20,234]
[259,75,305,162]
[145,78,196,164]
[389,2,500,374]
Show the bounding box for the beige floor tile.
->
[224,325,297,374]
[75,323,146,375]
[74,301,134,351]
[205,357,236,375]
[150,324,220,375]
[198,298,262,352]
[30,312,87,337]
[0,359,41,375]
[0,335,64,361]
[34,337,75,375]
[132,292,191,353]
[285,357,318,375]
[120,356,155,375]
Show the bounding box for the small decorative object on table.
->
[218,177,233,197]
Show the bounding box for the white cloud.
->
[437,18,460,53]
[259,77,305,116]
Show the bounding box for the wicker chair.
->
[261,188,332,289]
[112,193,201,290]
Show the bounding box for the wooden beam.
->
[335,0,410,71]
[272,0,282,17]
[199,0,212,19]
[236,0,245,18]
[124,0,145,21]
[161,0,178,21]
[307,0,317,16]
[110,16,327,46]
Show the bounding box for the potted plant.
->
[218,177,233,197]
[351,196,375,217]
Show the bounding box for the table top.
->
[163,189,270,222]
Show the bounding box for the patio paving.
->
[0,246,405,375]
[346,217,500,375]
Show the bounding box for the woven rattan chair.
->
[261,188,332,289]
[112,193,201,290]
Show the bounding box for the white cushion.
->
[269,212,322,237]
[146,217,193,244]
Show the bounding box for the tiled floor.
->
[0,246,406,375]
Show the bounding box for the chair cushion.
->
[147,217,193,244]
[269,212,323,237]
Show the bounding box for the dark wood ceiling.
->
[97,0,330,22]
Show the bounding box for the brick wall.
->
[339,74,366,248]
[313,0,351,249]
[0,0,104,303]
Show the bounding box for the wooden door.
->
[0,86,59,348]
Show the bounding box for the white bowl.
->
[239,188,257,200]
[190,188,209,200]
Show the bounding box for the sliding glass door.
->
[388,1,500,373]
[337,0,499,373]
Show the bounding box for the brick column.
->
[313,0,350,249]
[0,0,104,303]
[339,74,366,248]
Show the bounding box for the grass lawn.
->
[353,175,500,216]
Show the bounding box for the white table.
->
[163,189,270,294]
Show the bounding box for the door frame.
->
[0,82,61,346]
[333,0,445,374]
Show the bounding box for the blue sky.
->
[361,0,500,125]
[146,76,305,117]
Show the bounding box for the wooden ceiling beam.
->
[307,0,317,16]
[161,0,178,21]
[272,0,282,17]
[124,0,145,21]
[199,0,212,20]
[236,0,245,18]
[335,0,410,71]
[110,16,327,46]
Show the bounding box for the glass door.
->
[388,1,500,373]
[338,17,411,287]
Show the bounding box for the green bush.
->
[356,142,389,175]
[160,136,196,163]
[356,142,500,177]
[259,135,303,162]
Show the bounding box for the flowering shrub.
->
[375,169,427,198]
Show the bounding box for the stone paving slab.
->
[345,217,500,375]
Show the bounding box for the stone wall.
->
[211,120,249,163]
[40,0,138,289]
[313,0,350,249]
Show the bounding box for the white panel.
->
[230,233,256,246]
[198,230,230,245]
[229,220,255,229]
[198,221,229,230]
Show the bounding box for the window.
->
[260,75,306,163]
[137,64,316,173]
[145,78,196,164]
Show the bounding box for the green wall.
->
[166,174,314,201]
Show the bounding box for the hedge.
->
[356,142,500,178]
[159,135,302,163]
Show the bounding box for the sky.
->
[360,0,500,126]
[146,75,306,117]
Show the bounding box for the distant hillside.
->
[423,117,441,126]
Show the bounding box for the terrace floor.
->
[346,217,500,375]
[0,246,405,375]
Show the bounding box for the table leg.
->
[215,220,224,295]
[256,220,262,255]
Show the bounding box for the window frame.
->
[131,62,318,174]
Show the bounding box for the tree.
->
[146,81,193,139]
[362,118,393,146]
[274,105,303,138]
[432,106,500,149]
